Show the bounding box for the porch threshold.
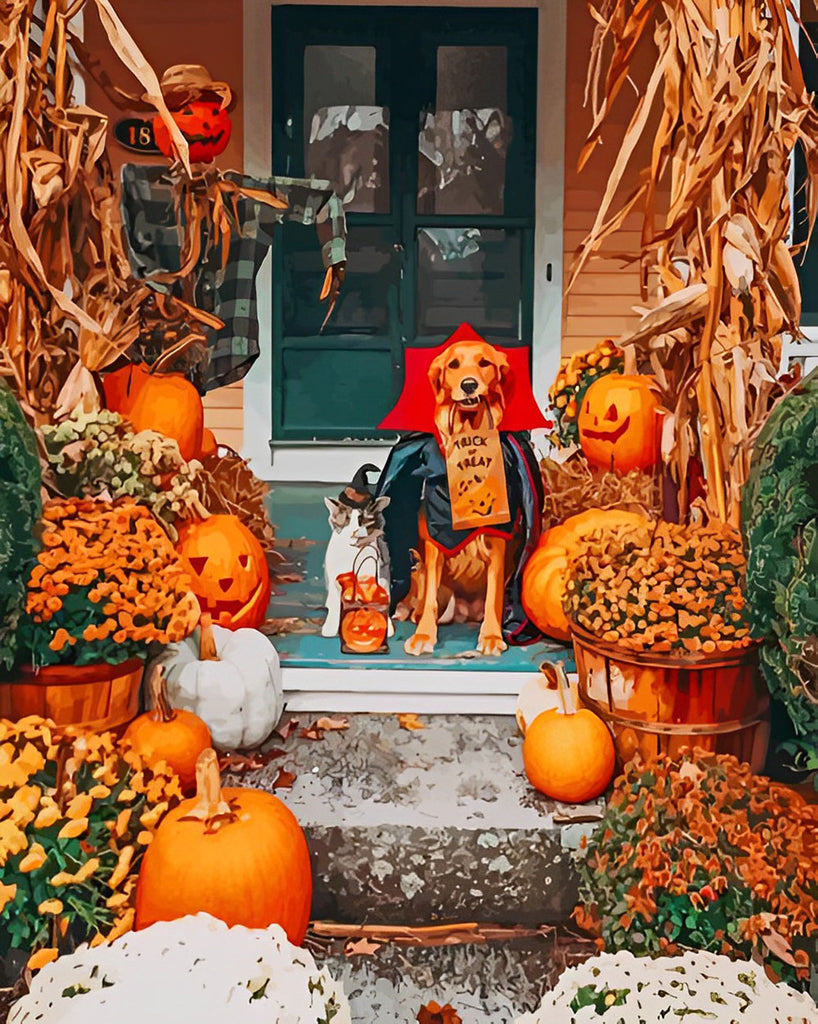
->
[266,483,574,712]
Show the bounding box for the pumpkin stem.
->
[182,748,235,830]
[554,661,577,716]
[199,613,220,662]
[149,335,202,375]
[148,664,177,723]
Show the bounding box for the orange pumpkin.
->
[122,664,211,792]
[103,363,204,462]
[522,509,647,640]
[176,514,271,630]
[341,608,388,653]
[522,663,615,803]
[199,428,218,458]
[153,101,233,164]
[577,374,661,473]
[135,748,312,944]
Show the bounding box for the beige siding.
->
[83,0,246,449]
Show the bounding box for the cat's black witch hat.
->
[338,464,380,509]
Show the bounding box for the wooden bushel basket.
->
[0,658,144,733]
[571,625,770,771]
[336,551,390,656]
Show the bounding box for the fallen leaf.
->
[397,713,425,731]
[276,718,301,741]
[417,1002,462,1024]
[218,749,286,774]
[274,572,304,584]
[272,768,297,790]
[343,937,382,957]
[315,716,349,732]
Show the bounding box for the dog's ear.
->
[372,495,390,513]
[494,349,510,384]
[428,351,448,402]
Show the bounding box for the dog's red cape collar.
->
[378,323,552,433]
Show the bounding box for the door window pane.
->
[283,225,396,336]
[304,46,389,213]
[417,228,522,337]
[418,46,509,215]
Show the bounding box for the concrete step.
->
[307,931,594,1024]
[223,713,604,927]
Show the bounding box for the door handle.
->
[393,243,404,253]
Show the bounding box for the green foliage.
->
[742,368,818,753]
[0,379,42,671]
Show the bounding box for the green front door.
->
[271,5,538,442]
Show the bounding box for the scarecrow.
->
[115,65,347,390]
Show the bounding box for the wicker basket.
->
[571,625,770,771]
[0,658,144,733]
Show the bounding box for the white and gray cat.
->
[322,465,393,639]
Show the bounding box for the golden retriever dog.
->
[404,340,513,657]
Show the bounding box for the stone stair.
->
[225,713,602,1022]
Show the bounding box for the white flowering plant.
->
[516,950,818,1024]
[9,914,351,1024]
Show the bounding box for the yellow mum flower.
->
[108,845,134,889]
[49,871,74,887]
[0,881,17,913]
[33,804,60,829]
[136,830,153,846]
[105,892,129,909]
[0,820,28,866]
[18,842,47,873]
[138,801,168,829]
[27,948,58,971]
[105,907,135,943]
[74,857,100,883]
[88,785,111,799]
[57,817,88,840]
[115,808,132,837]
[6,785,42,828]
[65,794,93,820]
[37,898,64,915]
[18,741,46,774]
[117,789,136,803]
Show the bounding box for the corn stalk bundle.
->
[570,0,818,525]
[0,0,189,424]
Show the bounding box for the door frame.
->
[241,0,567,482]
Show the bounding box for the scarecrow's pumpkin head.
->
[153,101,233,164]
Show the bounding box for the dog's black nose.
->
[461,378,479,395]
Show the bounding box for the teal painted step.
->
[265,483,575,673]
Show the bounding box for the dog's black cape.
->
[375,431,545,645]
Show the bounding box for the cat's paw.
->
[477,633,507,656]
[386,617,395,638]
[321,619,339,638]
[404,631,437,656]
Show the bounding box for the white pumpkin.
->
[515,664,563,735]
[151,615,283,751]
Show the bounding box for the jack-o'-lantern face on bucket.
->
[176,515,270,630]
[577,373,660,473]
[153,102,233,164]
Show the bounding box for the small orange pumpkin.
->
[122,664,211,792]
[176,514,271,630]
[577,374,660,473]
[522,663,615,803]
[153,101,233,164]
[522,509,647,640]
[341,608,388,653]
[103,362,204,462]
[135,748,312,944]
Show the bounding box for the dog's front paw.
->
[477,633,507,656]
[404,631,437,656]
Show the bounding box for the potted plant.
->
[1,498,198,733]
[564,517,770,769]
[570,752,818,989]
[0,716,183,982]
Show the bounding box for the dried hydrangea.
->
[40,409,205,539]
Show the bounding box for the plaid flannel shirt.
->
[120,165,347,389]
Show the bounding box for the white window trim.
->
[240,0,567,482]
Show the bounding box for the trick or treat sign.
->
[445,405,510,530]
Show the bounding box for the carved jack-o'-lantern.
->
[153,102,233,164]
[340,608,388,654]
[577,374,660,473]
[176,515,270,630]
